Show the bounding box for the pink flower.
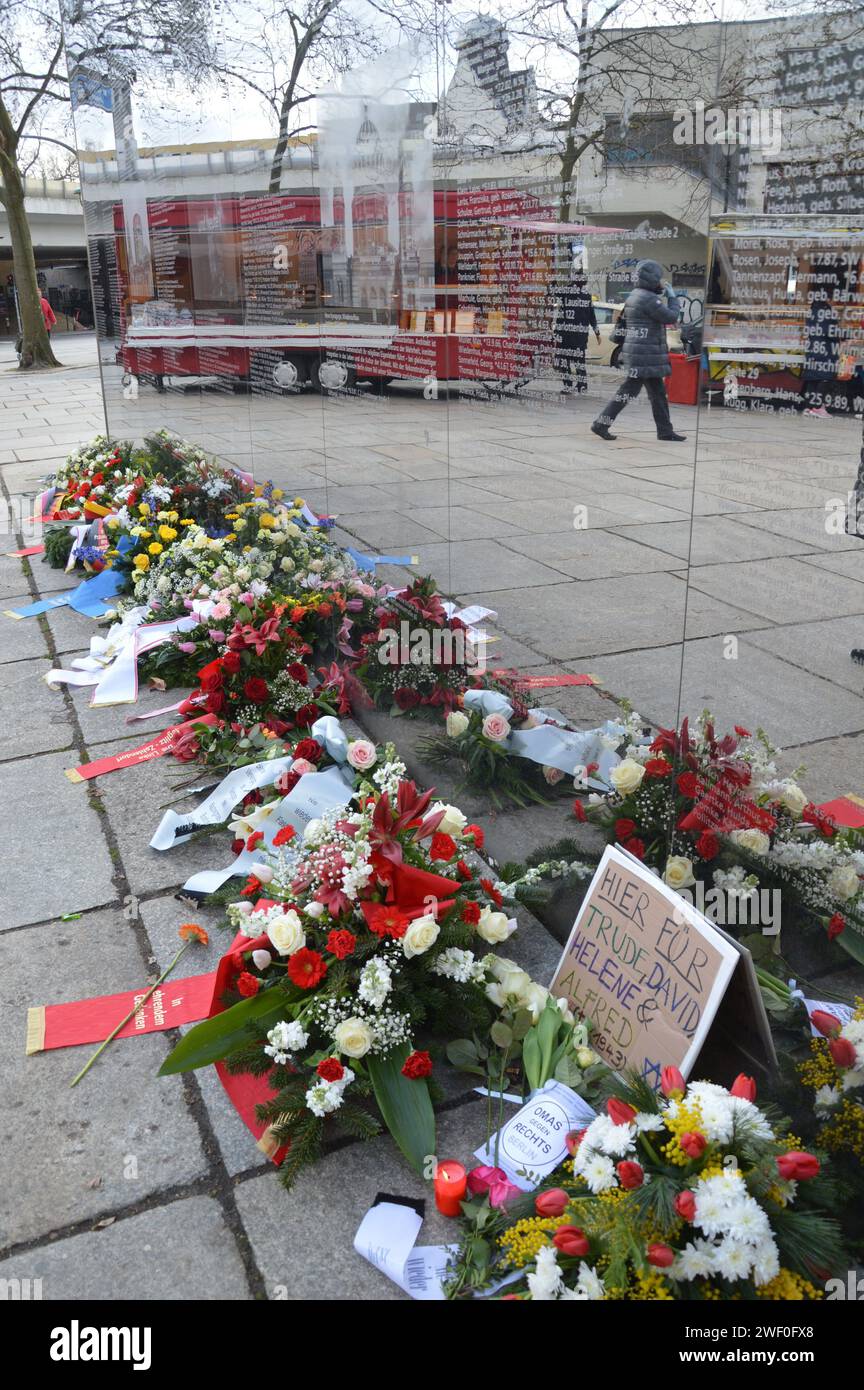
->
[543,765,565,785]
[347,739,377,771]
[177,641,197,654]
[290,758,316,777]
[210,601,231,620]
[208,629,226,644]
[482,712,511,743]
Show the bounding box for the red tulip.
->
[811,1010,842,1038]
[647,1243,675,1269]
[829,1037,857,1070]
[607,1098,637,1126]
[534,1188,569,1218]
[679,1131,707,1159]
[730,1074,756,1102]
[776,1151,820,1182]
[661,1065,685,1100]
[553,1225,590,1258]
[616,1160,644,1190]
[674,1190,696,1222]
[565,1129,587,1156]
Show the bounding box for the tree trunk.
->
[0,100,61,369]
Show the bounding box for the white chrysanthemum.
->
[576,1263,605,1300]
[526,1245,563,1301]
[674,1238,716,1281]
[634,1112,664,1133]
[724,1197,770,1246]
[580,1114,636,1158]
[751,1238,781,1287]
[714,1238,754,1281]
[814,1084,841,1110]
[580,1153,617,1194]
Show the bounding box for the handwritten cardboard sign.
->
[549,844,751,1091]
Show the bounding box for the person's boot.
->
[658,432,686,441]
[591,422,616,440]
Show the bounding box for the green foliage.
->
[43,525,75,568]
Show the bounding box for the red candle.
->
[434,1160,467,1217]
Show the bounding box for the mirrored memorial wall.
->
[678,5,864,797]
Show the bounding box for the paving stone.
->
[731,507,862,552]
[744,616,864,696]
[72,684,195,750]
[0,909,209,1246]
[234,1098,492,1301]
[686,557,864,625]
[0,1198,250,1300]
[0,557,31,600]
[776,732,864,804]
[93,738,229,897]
[1,750,117,928]
[608,515,820,565]
[0,656,76,761]
[0,601,51,662]
[503,527,679,580]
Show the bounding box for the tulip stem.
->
[69,942,192,1088]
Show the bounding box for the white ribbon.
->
[45,601,214,706]
[462,690,624,788]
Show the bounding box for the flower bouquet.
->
[159,769,520,1188]
[446,1071,844,1300]
[353,576,479,714]
[574,712,864,962]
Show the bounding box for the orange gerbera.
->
[179,923,209,945]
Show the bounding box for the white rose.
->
[333,1017,373,1059]
[431,803,467,837]
[402,913,440,959]
[486,957,532,1000]
[576,1047,598,1068]
[779,783,808,816]
[304,900,326,919]
[482,712,511,743]
[475,907,517,945]
[663,855,696,890]
[730,828,770,857]
[347,739,377,771]
[446,710,470,738]
[267,909,306,957]
[610,759,646,795]
[828,864,861,901]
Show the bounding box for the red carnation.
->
[246,831,264,852]
[615,818,637,839]
[244,677,269,704]
[401,1050,433,1080]
[272,825,297,847]
[572,800,587,822]
[734,725,751,738]
[240,875,262,897]
[287,662,309,684]
[480,878,503,908]
[677,772,699,798]
[430,832,457,862]
[461,902,482,925]
[624,837,646,860]
[456,860,474,881]
[236,971,260,997]
[827,913,846,941]
[317,1058,344,1082]
[696,830,719,860]
[644,757,673,778]
[326,929,357,960]
[465,824,484,849]
[287,948,327,989]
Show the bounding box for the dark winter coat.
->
[619,259,679,379]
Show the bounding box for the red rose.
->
[401,1050,433,1080]
[624,837,645,860]
[616,1160,644,1190]
[572,800,587,822]
[827,913,846,941]
[207,690,226,715]
[295,702,318,727]
[287,662,309,684]
[293,738,322,764]
[317,1058,344,1082]
[287,948,327,989]
[465,824,484,849]
[677,772,699,798]
[198,659,224,693]
[696,830,719,860]
[552,1225,589,1258]
[776,1151,820,1182]
[680,1131,707,1159]
[644,757,673,778]
[272,825,296,847]
[674,1191,696,1222]
[729,1073,756,1101]
[244,677,269,704]
[829,1037,857,1070]
[222,651,241,675]
[607,1098,637,1126]
[811,1010,842,1038]
[236,971,260,997]
[430,832,457,862]
[394,687,421,710]
[326,929,357,959]
[534,1188,569,1218]
[615,818,637,839]
[461,902,481,925]
[646,1243,675,1269]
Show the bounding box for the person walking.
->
[555,269,601,393]
[40,294,57,336]
[591,259,685,441]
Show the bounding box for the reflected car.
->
[586,301,684,365]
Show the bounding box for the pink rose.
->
[482,712,511,743]
[290,758,316,777]
[543,765,565,785]
[347,739,377,771]
[208,629,226,643]
[177,641,197,654]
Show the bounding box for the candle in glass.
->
[434,1160,467,1217]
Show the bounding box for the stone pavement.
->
[0,334,862,1299]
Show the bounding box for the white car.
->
[586,300,683,365]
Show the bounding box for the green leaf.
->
[158,989,288,1075]
[836,924,864,966]
[490,1021,512,1049]
[511,1009,534,1041]
[368,1044,436,1175]
[447,1037,483,1073]
[522,1029,542,1092]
